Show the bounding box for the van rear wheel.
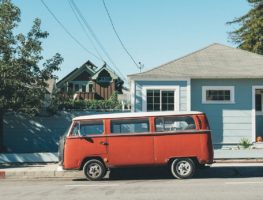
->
[170,158,195,179]
[83,159,106,181]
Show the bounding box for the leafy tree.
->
[227,0,263,54]
[0,0,63,152]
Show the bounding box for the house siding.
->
[191,79,263,147]
[134,80,188,112]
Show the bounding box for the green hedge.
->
[57,92,122,110]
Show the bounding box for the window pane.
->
[147,104,153,111]
[154,90,160,97]
[161,91,174,111]
[111,119,149,134]
[154,104,160,111]
[79,121,104,136]
[147,96,153,103]
[256,94,262,111]
[206,90,232,102]
[147,90,153,97]
[155,116,196,132]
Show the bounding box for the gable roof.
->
[128,43,263,79]
[57,60,97,87]
[91,64,120,80]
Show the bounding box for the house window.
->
[82,85,86,92]
[89,84,93,92]
[75,84,79,92]
[202,86,235,104]
[147,90,175,111]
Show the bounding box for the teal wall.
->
[191,79,263,147]
[134,81,188,112]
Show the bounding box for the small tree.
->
[0,0,63,152]
[227,0,263,54]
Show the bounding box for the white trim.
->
[202,86,235,104]
[252,86,263,143]
[187,79,191,111]
[128,77,191,81]
[141,85,180,112]
[130,80,135,112]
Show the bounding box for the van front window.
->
[71,121,104,136]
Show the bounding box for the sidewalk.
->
[0,163,83,180]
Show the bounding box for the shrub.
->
[239,138,251,149]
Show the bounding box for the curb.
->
[0,170,83,180]
[214,159,263,163]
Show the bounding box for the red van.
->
[60,111,213,180]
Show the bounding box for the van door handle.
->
[100,141,108,146]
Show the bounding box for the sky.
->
[12,0,251,83]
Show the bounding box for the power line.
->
[102,0,139,68]
[40,0,103,62]
[67,0,104,62]
[70,0,127,81]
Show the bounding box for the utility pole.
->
[138,62,144,73]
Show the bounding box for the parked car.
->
[59,111,213,180]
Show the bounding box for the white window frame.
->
[142,86,180,112]
[202,86,235,104]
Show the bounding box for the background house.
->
[56,61,124,100]
[128,43,263,148]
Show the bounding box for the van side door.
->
[107,117,154,166]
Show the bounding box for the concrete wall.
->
[3,111,124,153]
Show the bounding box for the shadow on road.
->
[73,165,263,181]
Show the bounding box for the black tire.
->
[170,158,196,179]
[83,159,106,181]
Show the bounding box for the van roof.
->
[73,111,203,121]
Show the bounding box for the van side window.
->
[73,121,104,136]
[111,118,149,134]
[155,116,196,132]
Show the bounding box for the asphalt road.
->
[1,164,263,200]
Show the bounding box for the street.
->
[1,164,263,200]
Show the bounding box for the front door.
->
[107,118,154,166]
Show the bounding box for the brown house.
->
[56,61,123,100]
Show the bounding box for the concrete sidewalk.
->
[0,163,83,180]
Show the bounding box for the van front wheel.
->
[83,159,106,181]
[170,158,195,179]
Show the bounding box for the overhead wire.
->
[67,0,105,62]
[102,0,139,68]
[40,0,104,63]
[70,0,127,81]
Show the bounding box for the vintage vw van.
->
[60,111,213,180]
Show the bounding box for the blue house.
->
[128,43,263,148]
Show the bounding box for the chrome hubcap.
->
[177,161,191,176]
[87,163,102,178]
